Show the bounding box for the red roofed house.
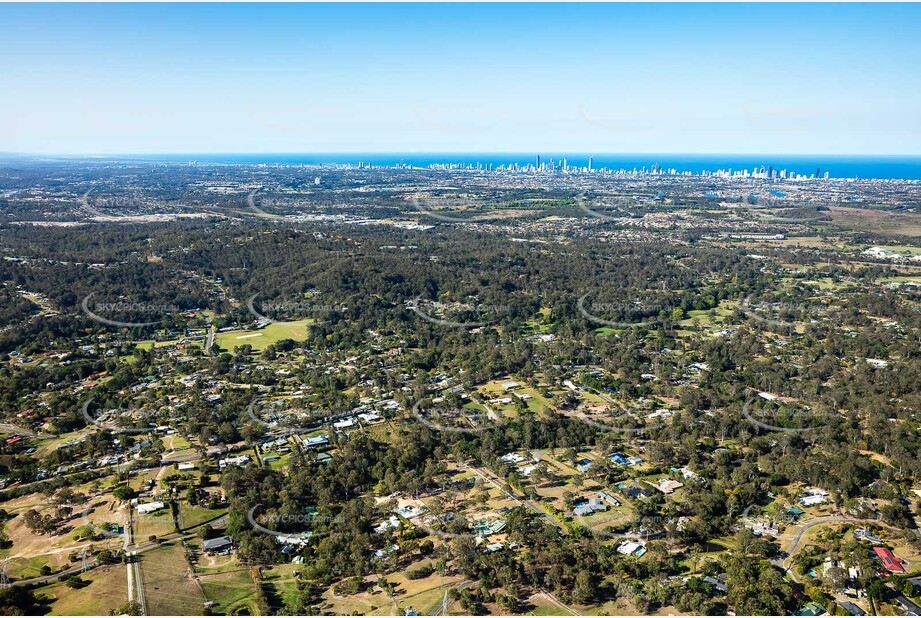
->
[873,547,906,573]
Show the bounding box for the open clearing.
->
[140,541,207,616]
[215,319,315,353]
[45,563,128,616]
[198,566,259,614]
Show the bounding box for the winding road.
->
[783,516,865,566]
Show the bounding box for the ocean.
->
[109,153,921,181]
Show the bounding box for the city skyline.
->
[1,3,920,155]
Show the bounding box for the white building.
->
[137,501,165,515]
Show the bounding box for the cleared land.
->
[215,319,315,353]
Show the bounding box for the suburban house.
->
[573,499,608,517]
[872,546,906,573]
[800,488,829,506]
[598,491,621,507]
[854,529,883,544]
[837,601,866,616]
[201,535,234,554]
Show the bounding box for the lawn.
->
[258,564,302,613]
[163,434,192,451]
[215,319,315,353]
[265,452,293,470]
[179,503,228,530]
[135,508,178,539]
[198,566,260,615]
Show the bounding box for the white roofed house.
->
[799,487,829,506]
[137,501,166,515]
[333,417,356,430]
[219,454,250,470]
[304,435,330,448]
[358,412,382,424]
[598,491,621,507]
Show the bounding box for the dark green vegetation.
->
[2,166,921,616]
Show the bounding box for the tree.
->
[109,601,143,616]
[572,570,597,604]
[112,485,135,501]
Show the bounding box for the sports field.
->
[215,319,315,353]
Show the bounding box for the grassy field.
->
[198,566,260,615]
[140,541,207,616]
[135,508,178,539]
[877,275,921,284]
[320,563,466,616]
[45,563,129,615]
[163,434,192,451]
[179,503,228,529]
[869,244,921,255]
[215,319,315,353]
[828,207,921,237]
[258,564,302,613]
[1,490,124,567]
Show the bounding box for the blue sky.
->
[1,3,919,155]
